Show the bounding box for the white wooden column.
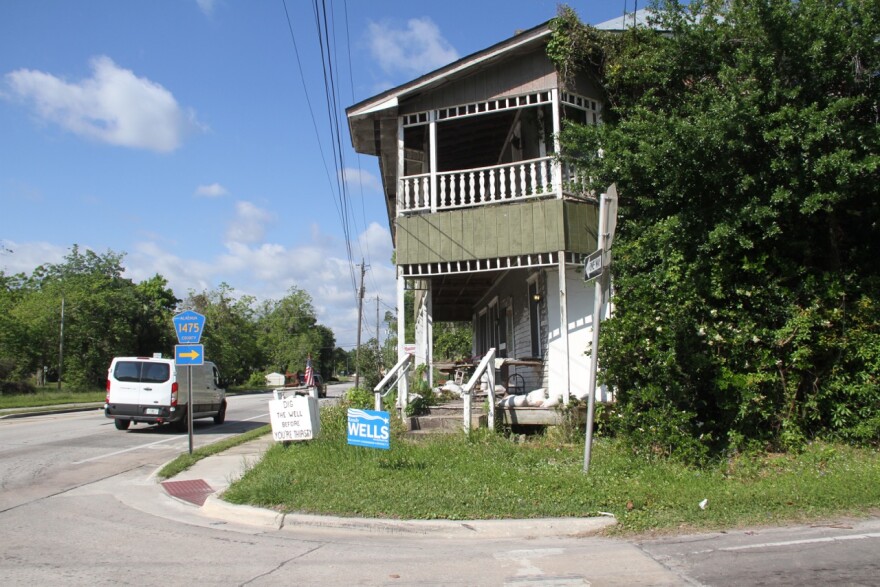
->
[551,88,563,198]
[429,111,438,213]
[558,251,570,404]
[397,266,407,409]
[426,281,434,388]
[397,116,405,216]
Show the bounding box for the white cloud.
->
[195,183,229,197]
[225,200,275,244]
[4,225,397,350]
[367,18,459,77]
[3,56,203,153]
[342,167,382,194]
[129,222,396,348]
[0,240,67,274]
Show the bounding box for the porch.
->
[406,397,588,435]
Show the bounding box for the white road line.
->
[73,412,269,464]
[73,435,182,464]
[689,532,880,555]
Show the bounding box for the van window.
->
[114,361,170,384]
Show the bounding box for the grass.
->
[222,405,880,535]
[157,424,272,479]
[0,385,268,412]
[0,388,105,410]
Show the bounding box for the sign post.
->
[173,310,206,455]
[584,184,618,473]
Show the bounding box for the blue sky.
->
[1,1,631,348]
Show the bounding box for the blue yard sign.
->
[347,409,391,450]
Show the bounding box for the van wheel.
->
[114,419,131,431]
[213,400,227,425]
[173,411,188,432]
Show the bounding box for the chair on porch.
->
[506,373,526,396]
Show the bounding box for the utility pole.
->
[354,261,366,390]
[376,295,381,372]
[58,296,65,390]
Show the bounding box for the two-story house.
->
[347,20,612,412]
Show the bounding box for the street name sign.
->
[175,344,204,366]
[347,408,391,450]
[172,310,205,344]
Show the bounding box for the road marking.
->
[74,412,269,464]
[73,435,183,463]
[689,532,880,555]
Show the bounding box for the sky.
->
[1,1,633,348]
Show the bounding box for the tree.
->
[133,274,179,356]
[185,283,263,386]
[554,1,880,459]
[255,286,323,378]
[4,246,150,388]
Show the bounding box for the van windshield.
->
[114,361,170,384]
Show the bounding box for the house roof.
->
[593,9,655,31]
[346,20,553,153]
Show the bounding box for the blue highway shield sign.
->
[172,310,205,344]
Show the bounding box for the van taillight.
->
[171,382,178,406]
[106,379,110,403]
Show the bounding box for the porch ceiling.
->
[428,272,498,322]
[437,110,517,171]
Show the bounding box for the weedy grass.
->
[0,388,105,409]
[222,406,880,534]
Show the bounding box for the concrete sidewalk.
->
[159,434,619,539]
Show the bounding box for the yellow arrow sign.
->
[179,349,200,360]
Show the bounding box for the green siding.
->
[396,199,598,265]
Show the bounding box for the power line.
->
[280,0,358,299]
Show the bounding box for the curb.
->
[0,404,104,419]
[199,494,617,538]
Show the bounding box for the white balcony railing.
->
[400,156,578,214]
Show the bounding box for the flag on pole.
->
[305,355,315,387]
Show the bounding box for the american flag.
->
[304,355,314,387]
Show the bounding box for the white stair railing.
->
[373,353,412,415]
[461,348,496,433]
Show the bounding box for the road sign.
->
[172,310,205,344]
[347,408,390,450]
[584,249,604,282]
[175,344,204,366]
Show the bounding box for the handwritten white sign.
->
[269,395,320,441]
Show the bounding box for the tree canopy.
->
[555,0,880,459]
[1,247,341,390]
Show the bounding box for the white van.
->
[104,356,227,431]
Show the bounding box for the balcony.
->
[398,156,582,214]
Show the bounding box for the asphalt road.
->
[1,385,878,586]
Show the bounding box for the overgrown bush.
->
[0,381,36,395]
[344,386,377,410]
[555,1,880,461]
